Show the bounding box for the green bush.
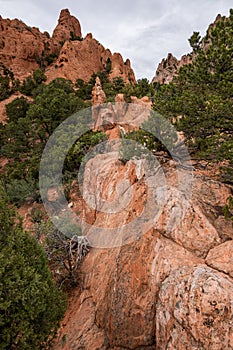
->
[0,185,67,349]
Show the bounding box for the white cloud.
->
[0,0,232,79]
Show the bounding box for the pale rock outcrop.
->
[131,95,152,108]
[52,150,233,349]
[151,53,192,85]
[151,14,223,85]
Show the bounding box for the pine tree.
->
[153,10,233,172]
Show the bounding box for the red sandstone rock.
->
[52,9,82,46]
[0,15,54,80]
[52,154,233,349]
[0,10,136,84]
[92,77,106,106]
[46,34,136,83]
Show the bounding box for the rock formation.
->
[0,15,54,80]
[151,53,192,85]
[46,33,136,83]
[52,9,82,46]
[151,14,223,85]
[0,10,136,83]
[54,160,233,350]
[52,151,233,349]
[92,76,107,106]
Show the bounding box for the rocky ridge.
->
[151,14,223,85]
[151,53,191,85]
[0,9,135,83]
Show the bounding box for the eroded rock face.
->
[157,265,233,349]
[92,77,106,106]
[52,151,233,349]
[0,10,136,84]
[0,15,54,80]
[46,34,136,83]
[52,9,82,45]
[151,14,223,85]
[151,53,192,85]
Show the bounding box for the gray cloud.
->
[0,0,232,79]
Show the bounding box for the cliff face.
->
[0,9,135,83]
[50,102,233,349]
[52,153,233,350]
[0,15,55,80]
[151,53,192,85]
[46,33,135,83]
[52,9,82,45]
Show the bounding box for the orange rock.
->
[92,77,106,106]
[0,10,136,84]
[206,240,233,277]
[52,9,82,45]
[52,157,233,349]
[130,95,152,108]
[0,15,54,80]
[46,34,136,83]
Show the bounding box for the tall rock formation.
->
[52,9,82,45]
[151,53,191,84]
[46,33,136,83]
[0,9,136,83]
[0,15,55,80]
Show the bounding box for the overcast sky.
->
[0,0,233,79]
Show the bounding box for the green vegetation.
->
[20,68,47,96]
[70,31,83,41]
[0,73,112,204]
[1,10,233,347]
[105,57,112,74]
[0,185,66,349]
[152,11,233,183]
[64,130,107,183]
[0,63,19,101]
[223,196,233,221]
[34,219,90,288]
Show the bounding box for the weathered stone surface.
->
[52,9,82,45]
[0,10,136,84]
[52,152,233,349]
[0,15,54,80]
[151,15,223,86]
[151,53,192,85]
[206,240,233,277]
[92,77,106,106]
[46,34,136,83]
[157,265,233,349]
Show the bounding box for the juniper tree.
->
[0,184,67,349]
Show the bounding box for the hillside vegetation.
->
[0,9,233,349]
